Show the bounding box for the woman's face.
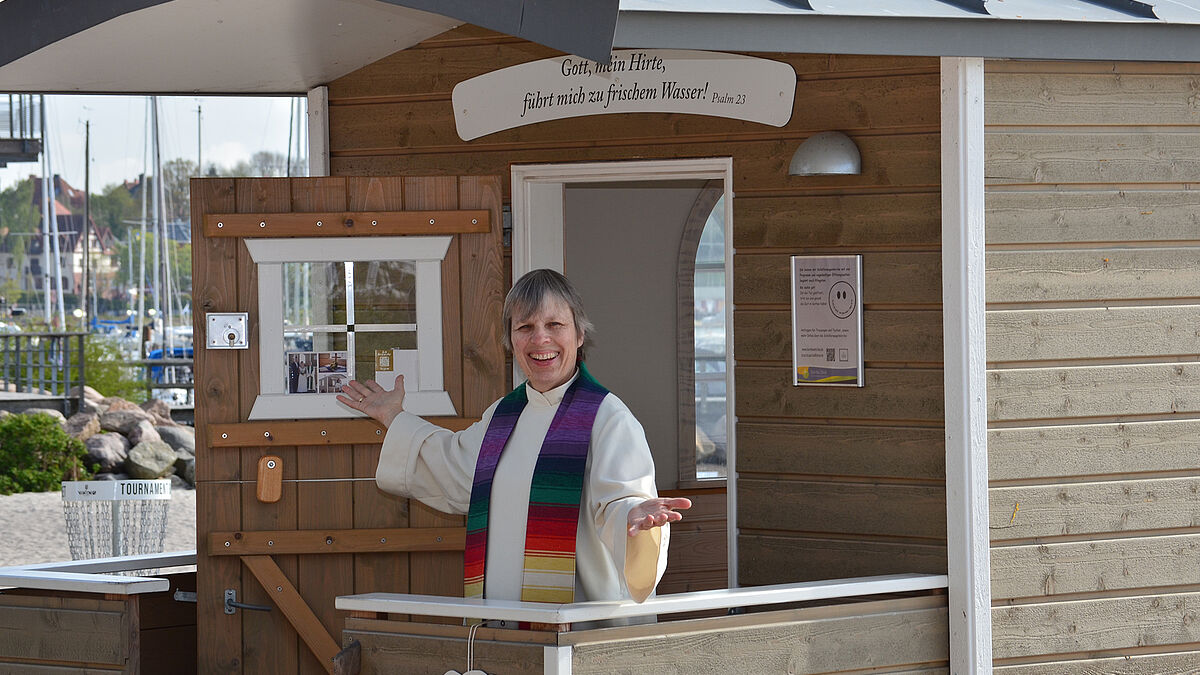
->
[511,295,584,393]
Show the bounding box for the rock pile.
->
[13,386,196,490]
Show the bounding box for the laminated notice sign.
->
[791,255,864,387]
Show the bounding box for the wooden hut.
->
[3,1,1200,673]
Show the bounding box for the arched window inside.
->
[677,182,727,483]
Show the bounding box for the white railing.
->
[0,550,197,595]
[337,572,949,625]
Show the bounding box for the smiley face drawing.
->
[828,281,856,319]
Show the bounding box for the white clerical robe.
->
[376,371,669,604]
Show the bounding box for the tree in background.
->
[90,182,140,241]
[0,179,41,304]
[161,158,197,224]
[229,150,304,179]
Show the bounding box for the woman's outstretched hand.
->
[337,377,405,428]
[627,497,692,537]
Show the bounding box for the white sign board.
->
[62,480,172,501]
[792,255,864,387]
[452,50,796,141]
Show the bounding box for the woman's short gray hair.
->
[502,269,594,361]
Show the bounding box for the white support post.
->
[307,86,330,177]
[940,56,992,675]
[544,645,573,675]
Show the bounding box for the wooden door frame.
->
[510,157,738,587]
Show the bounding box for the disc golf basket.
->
[61,480,172,563]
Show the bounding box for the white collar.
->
[524,369,581,407]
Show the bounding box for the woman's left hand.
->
[627,497,692,537]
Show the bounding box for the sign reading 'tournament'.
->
[451,50,797,141]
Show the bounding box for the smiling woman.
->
[340,268,690,609]
[504,269,589,393]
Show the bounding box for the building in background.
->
[0,174,116,303]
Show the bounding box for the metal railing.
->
[132,357,194,406]
[0,333,193,418]
[0,94,41,141]
[0,332,86,413]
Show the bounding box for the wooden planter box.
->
[0,572,196,674]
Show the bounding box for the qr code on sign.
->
[826,348,835,362]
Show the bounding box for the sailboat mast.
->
[84,119,91,330]
[152,97,174,362]
[149,98,162,353]
[137,98,148,358]
[38,96,51,324]
[43,98,66,328]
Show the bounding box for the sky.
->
[0,94,305,193]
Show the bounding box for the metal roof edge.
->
[614,11,1200,62]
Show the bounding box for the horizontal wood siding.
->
[0,593,131,671]
[570,596,948,675]
[985,60,1200,670]
[326,27,946,593]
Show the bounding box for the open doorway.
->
[511,158,737,587]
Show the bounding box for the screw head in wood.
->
[217,222,224,228]
[317,220,323,227]
[429,218,435,224]
[259,221,266,228]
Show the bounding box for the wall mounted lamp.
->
[788,131,862,176]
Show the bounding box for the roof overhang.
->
[7,0,1200,96]
[0,0,460,94]
[614,1,1200,62]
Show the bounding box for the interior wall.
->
[984,60,1200,671]
[564,181,707,489]
[326,25,946,586]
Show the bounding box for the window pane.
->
[282,262,347,326]
[353,261,417,325]
[354,330,419,383]
[695,196,727,479]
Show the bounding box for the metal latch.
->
[224,588,273,615]
[206,312,249,349]
[173,589,197,603]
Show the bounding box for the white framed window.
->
[245,236,456,420]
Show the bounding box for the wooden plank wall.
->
[326,26,947,587]
[984,60,1200,671]
[0,575,196,674]
[569,595,949,674]
[192,176,503,671]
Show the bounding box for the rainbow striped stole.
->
[463,365,608,603]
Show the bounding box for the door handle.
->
[224,588,273,614]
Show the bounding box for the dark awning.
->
[7,0,1200,95]
[615,0,1200,62]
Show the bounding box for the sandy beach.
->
[0,488,196,567]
